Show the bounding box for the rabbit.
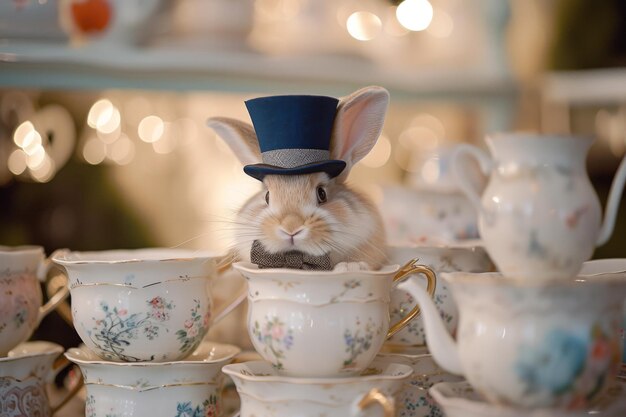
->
[207,86,389,271]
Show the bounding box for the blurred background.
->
[1,0,625,349]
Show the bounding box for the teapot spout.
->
[597,156,626,246]
[399,279,463,375]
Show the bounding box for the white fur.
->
[207,86,390,270]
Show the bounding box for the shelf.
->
[542,68,626,106]
[0,40,517,101]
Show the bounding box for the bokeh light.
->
[396,0,433,32]
[347,11,382,41]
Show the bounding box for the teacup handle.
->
[450,144,492,212]
[50,356,84,414]
[355,388,395,417]
[386,259,436,339]
[35,252,70,326]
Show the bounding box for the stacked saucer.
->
[51,248,245,417]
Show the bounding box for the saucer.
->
[223,360,413,417]
[429,380,626,417]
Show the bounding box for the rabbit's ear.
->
[330,86,389,182]
[206,117,261,165]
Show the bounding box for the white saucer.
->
[429,381,626,417]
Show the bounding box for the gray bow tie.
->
[250,240,332,270]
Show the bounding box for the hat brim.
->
[243,160,346,181]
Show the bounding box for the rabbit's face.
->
[253,173,350,256]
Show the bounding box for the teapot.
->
[406,270,626,409]
[452,133,626,280]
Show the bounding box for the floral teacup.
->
[380,185,479,244]
[1,341,79,416]
[65,341,240,417]
[376,346,464,417]
[410,270,626,409]
[386,243,493,347]
[0,245,69,356]
[234,261,435,377]
[53,249,246,362]
[222,360,413,417]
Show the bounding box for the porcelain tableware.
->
[408,271,625,409]
[578,259,626,378]
[53,249,246,362]
[380,185,479,244]
[452,134,626,280]
[429,380,626,417]
[1,341,79,416]
[0,245,69,356]
[233,261,436,377]
[376,347,464,417]
[65,341,240,417]
[222,360,413,417]
[387,243,493,347]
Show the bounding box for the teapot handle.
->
[355,388,395,417]
[597,155,626,246]
[451,144,492,211]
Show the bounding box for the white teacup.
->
[0,245,70,356]
[234,261,435,377]
[411,271,626,409]
[376,346,464,417]
[387,243,493,346]
[223,360,413,417]
[1,341,79,416]
[65,341,240,417]
[53,249,246,362]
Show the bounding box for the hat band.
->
[261,149,331,169]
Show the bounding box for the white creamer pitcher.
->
[452,134,626,280]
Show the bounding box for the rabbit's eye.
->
[265,191,270,205]
[316,186,327,204]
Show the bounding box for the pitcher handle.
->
[356,388,395,417]
[50,356,84,414]
[386,259,436,339]
[451,144,492,211]
[597,155,626,246]
[36,252,70,326]
[211,258,247,325]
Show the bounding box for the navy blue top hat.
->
[243,95,346,181]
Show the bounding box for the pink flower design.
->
[271,324,284,340]
[187,326,198,338]
[184,319,194,329]
[149,297,164,308]
[118,309,127,316]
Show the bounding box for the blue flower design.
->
[515,329,588,395]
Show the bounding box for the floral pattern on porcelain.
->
[176,299,211,355]
[0,376,50,417]
[515,324,621,408]
[389,287,455,345]
[342,318,383,370]
[87,296,175,362]
[330,279,362,303]
[175,395,219,417]
[251,316,294,370]
[0,270,40,349]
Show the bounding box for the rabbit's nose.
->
[280,214,305,235]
